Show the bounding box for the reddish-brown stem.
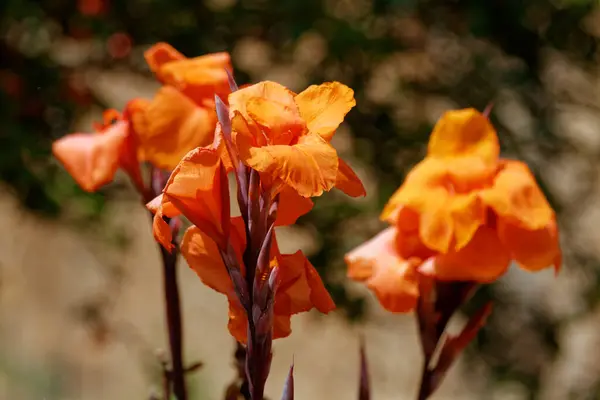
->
[416,361,434,400]
[158,242,187,400]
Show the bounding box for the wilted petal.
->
[481,160,553,230]
[335,158,366,197]
[346,227,421,313]
[498,218,561,272]
[131,86,216,170]
[52,121,128,192]
[276,185,314,226]
[294,82,356,142]
[420,226,510,282]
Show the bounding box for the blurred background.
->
[1,0,600,398]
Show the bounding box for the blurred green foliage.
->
[2,0,600,397]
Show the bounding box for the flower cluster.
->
[346,108,561,312]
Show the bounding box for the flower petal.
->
[234,114,338,197]
[152,210,174,253]
[163,147,226,245]
[229,81,297,122]
[294,82,356,142]
[276,185,314,226]
[427,108,499,165]
[421,226,510,283]
[227,298,248,343]
[131,86,216,170]
[449,192,486,250]
[246,96,305,144]
[275,250,335,316]
[335,158,366,197]
[52,121,128,192]
[144,42,185,77]
[345,227,421,313]
[480,160,553,230]
[497,218,561,272]
[158,52,232,103]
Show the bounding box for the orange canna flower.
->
[228,81,365,198]
[53,43,233,192]
[181,216,335,343]
[346,108,561,313]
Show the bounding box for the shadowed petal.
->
[144,42,185,77]
[346,227,421,313]
[276,186,314,226]
[131,86,216,170]
[420,226,510,282]
[481,160,553,230]
[336,158,366,197]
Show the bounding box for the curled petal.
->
[294,82,356,142]
[427,108,499,166]
[52,121,128,192]
[498,218,562,273]
[275,250,336,316]
[420,226,511,283]
[144,42,185,77]
[163,147,227,245]
[481,160,553,230]
[336,158,366,197]
[131,86,216,170]
[153,210,174,253]
[234,114,338,197]
[346,227,421,313]
[276,185,314,226]
[449,193,486,250]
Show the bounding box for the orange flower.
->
[346,108,561,313]
[228,81,365,198]
[181,216,335,343]
[52,108,144,193]
[53,43,233,192]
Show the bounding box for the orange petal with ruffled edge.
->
[246,96,305,144]
[346,227,421,313]
[275,251,336,316]
[162,147,226,246]
[481,160,553,230]
[52,121,128,192]
[497,218,561,273]
[294,82,356,142]
[233,113,338,197]
[428,108,499,165]
[153,210,174,253]
[276,185,314,226]
[131,86,216,171]
[336,158,366,197]
[420,226,511,283]
[229,81,297,122]
[144,42,185,77]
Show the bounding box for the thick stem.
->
[159,244,187,400]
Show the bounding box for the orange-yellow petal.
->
[449,192,486,250]
[163,147,226,245]
[52,121,128,192]
[146,194,180,218]
[157,52,232,103]
[246,96,305,144]
[345,227,421,313]
[234,113,338,198]
[480,160,553,230]
[144,42,185,76]
[227,298,248,343]
[427,108,499,165]
[229,81,297,123]
[420,226,510,283]
[131,86,216,170]
[276,185,314,226]
[335,158,366,197]
[497,218,562,272]
[294,82,356,142]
